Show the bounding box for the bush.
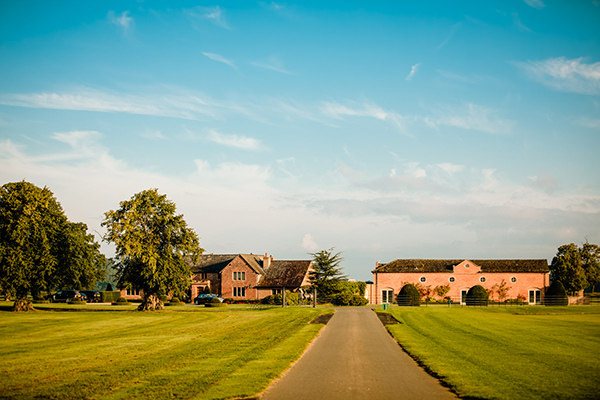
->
[466,285,489,306]
[545,281,569,306]
[113,297,129,305]
[166,297,183,306]
[205,298,227,308]
[70,299,86,305]
[260,292,299,305]
[330,293,368,306]
[397,284,421,306]
[100,291,121,303]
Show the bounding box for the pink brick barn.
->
[372,259,550,305]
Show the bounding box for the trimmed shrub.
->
[205,297,226,307]
[466,285,489,306]
[113,297,129,305]
[166,297,182,306]
[70,299,86,305]
[397,284,421,306]
[100,291,121,303]
[329,293,368,306]
[545,281,569,306]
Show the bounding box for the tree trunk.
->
[138,293,164,311]
[13,298,34,312]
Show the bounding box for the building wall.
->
[373,271,549,304]
[219,257,262,300]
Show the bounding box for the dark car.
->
[51,290,86,303]
[193,293,223,305]
[81,290,101,303]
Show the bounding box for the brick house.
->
[190,253,313,301]
[372,259,550,305]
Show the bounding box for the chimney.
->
[263,253,272,269]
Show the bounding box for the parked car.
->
[81,290,101,303]
[50,290,86,303]
[193,293,223,305]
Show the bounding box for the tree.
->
[0,181,105,311]
[434,284,451,299]
[490,279,511,302]
[309,248,347,302]
[550,242,600,295]
[102,189,203,311]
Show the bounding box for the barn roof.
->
[373,259,549,273]
[257,260,312,288]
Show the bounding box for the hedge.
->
[100,291,121,303]
[397,284,421,306]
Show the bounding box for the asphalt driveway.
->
[260,307,456,400]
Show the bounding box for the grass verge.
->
[383,305,600,400]
[0,304,330,399]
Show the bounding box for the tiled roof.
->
[374,259,549,273]
[257,260,312,288]
[189,254,265,274]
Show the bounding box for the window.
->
[127,287,140,296]
[233,287,246,297]
[382,289,393,304]
[420,276,426,283]
[480,277,486,283]
[233,271,246,281]
[460,290,468,304]
[201,272,208,280]
[449,276,455,283]
[511,277,517,283]
[465,263,469,268]
[271,289,282,295]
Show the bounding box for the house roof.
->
[373,259,549,273]
[256,260,312,288]
[190,254,265,274]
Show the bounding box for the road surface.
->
[260,307,456,400]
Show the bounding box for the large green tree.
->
[309,248,347,301]
[0,181,105,311]
[102,189,203,311]
[550,242,600,295]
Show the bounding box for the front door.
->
[461,290,468,304]
[529,289,541,304]
[382,289,393,304]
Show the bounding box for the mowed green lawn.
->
[385,305,600,400]
[0,305,329,400]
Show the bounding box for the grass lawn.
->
[384,305,600,400]
[0,303,330,399]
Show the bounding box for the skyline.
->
[1,1,599,280]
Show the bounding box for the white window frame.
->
[449,276,455,283]
[529,289,541,305]
[381,289,393,304]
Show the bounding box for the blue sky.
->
[1,1,599,280]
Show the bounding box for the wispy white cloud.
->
[320,101,405,132]
[184,6,230,29]
[515,57,600,95]
[431,103,514,135]
[202,52,236,69]
[140,131,167,140]
[108,11,133,32]
[437,22,461,50]
[512,13,531,32]
[251,56,292,75]
[0,88,220,120]
[524,0,545,9]
[406,63,421,81]
[207,130,262,150]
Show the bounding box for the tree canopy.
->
[550,242,600,295]
[0,181,105,311]
[309,248,347,301]
[102,189,203,310]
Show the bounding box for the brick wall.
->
[220,257,262,300]
[374,271,549,304]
